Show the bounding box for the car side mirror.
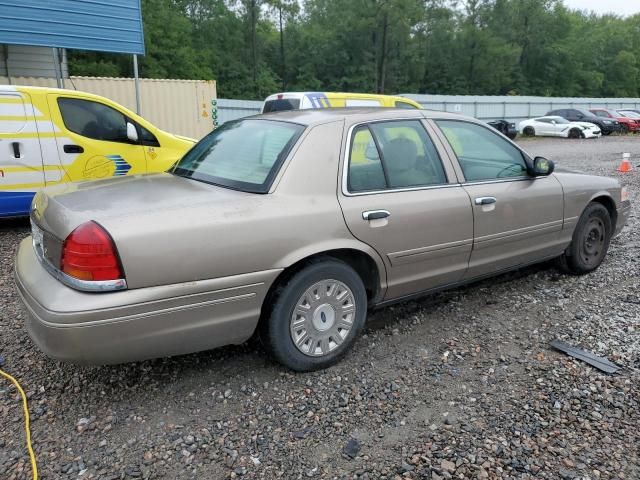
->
[126,122,139,143]
[533,156,554,176]
[551,120,556,125]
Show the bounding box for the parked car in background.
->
[589,108,640,133]
[547,108,621,136]
[16,109,630,371]
[261,92,422,112]
[487,119,517,139]
[0,86,196,218]
[618,110,640,122]
[518,116,601,139]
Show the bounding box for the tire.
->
[260,259,367,371]
[556,202,612,275]
[523,126,535,137]
[602,130,612,136]
[568,128,582,139]
[620,124,629,134]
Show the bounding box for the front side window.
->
[347,120,447,192]
[436,120,528,182]
[172,119,304,193]
[263,98,301,113]
[593,110,608,118]
[58,98,130,143]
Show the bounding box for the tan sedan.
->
[15,109,631,371]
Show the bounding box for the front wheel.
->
[556,203,612,275]
[260,259,367,371]
[523,126,535,137]
[620,124,630,134]
[568,128,582,139]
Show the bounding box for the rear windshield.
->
[171,119,304,193]
[263,98,301,113]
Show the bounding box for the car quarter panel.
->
[552,172,626,239]
[15,237,280,363]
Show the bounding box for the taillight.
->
[61,221,124,282]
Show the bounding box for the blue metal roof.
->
[0,0,145,54]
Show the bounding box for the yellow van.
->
[261,92,422,113]
[0,86,195,217]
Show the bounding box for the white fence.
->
[213,94,640,125]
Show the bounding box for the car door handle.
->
[11,142,21,158]
[474,197,497,206]
[362,210,390,220]
[63,144,84,154]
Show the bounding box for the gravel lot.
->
[1,136,639,480]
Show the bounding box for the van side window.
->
[139,125,160,147]
[58,98,131,143]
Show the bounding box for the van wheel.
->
[556,203,612,275]
[260,259,367,371]
[523,127,535,137]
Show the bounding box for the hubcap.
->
[581,218,605,266]
[290,279,356,357]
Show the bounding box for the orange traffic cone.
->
[618,153,632,173]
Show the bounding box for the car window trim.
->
[342,118,452,196]
[431,118,533,184]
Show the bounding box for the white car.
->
[518,116,601,139]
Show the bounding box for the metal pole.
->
[133,54,141,115]
[52,48,63,88]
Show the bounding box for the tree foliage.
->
[68,0,640,99]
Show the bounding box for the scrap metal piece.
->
[550,340,620,374]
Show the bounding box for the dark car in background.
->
[487,119,517,139]
[547,108,621,136]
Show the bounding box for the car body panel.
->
[15,108,630,364]
[0,85,195,218]
[548,109,620,135]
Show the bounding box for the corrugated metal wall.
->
[0,1,145,54]
[0,76,217,139]
[1,45,68,78]
[216,98,263,124]
[211,94,640,125]
[402,94,640,122]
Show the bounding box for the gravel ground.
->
[1,136,639,480]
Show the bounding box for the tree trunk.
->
[250,0,258,97]
[279,4,286,90]
[377,12,389,93]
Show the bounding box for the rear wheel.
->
[523,126,535,137]
[260,259,367,371]
[557,203,612,275]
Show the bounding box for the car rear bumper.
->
[14,237,281,365]
[615,200,631,237]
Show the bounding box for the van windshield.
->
[171,119,304,193]
[263,98,301,113]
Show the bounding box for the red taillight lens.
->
[61,221,124,282]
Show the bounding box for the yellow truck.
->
[0,86,195,217]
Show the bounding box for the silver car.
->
[15,109,631,371]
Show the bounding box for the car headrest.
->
[384,138,418,172]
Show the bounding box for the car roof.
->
[252,107,470,126]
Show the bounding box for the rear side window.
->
[347,120,447,192]
[436,120,527,182]
[263,98,301,113]
[58,97,130,143]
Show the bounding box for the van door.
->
[47,94,148,182]
[0,90,45,216]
